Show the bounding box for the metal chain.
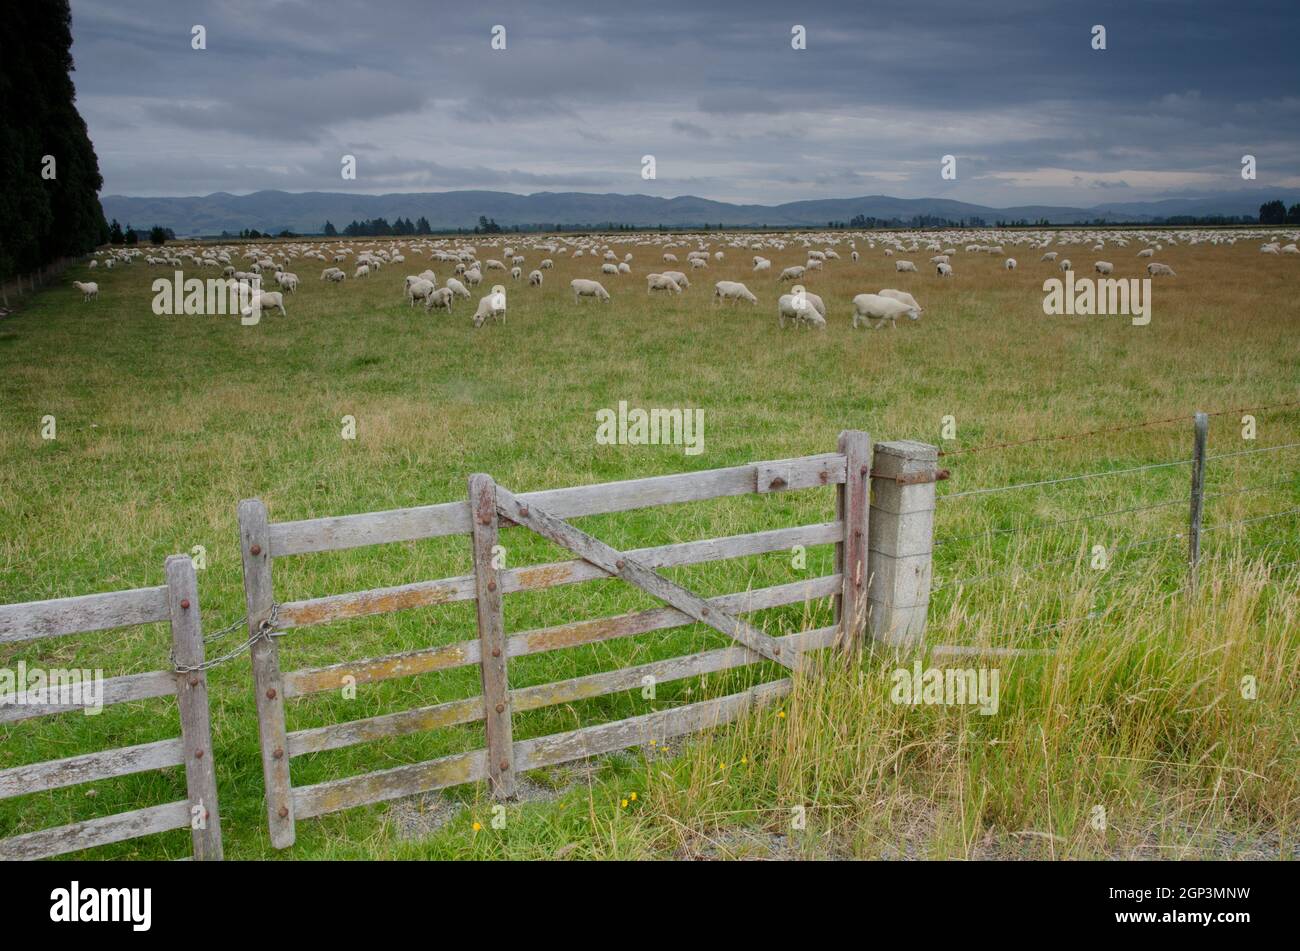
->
[173,603,282,673]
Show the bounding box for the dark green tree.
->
[1259,200,1286,225]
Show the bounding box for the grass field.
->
[1,231,1297,860]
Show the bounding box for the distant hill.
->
[97,189,1298,237]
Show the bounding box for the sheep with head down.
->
[713,280,758,306]
[646,273,682,295]
[852,293,919,329]
[472,285,507,328]
[571,278,610,303]
[777,285,826,329]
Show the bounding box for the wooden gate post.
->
[835,430,872,653]
[165,554,223,860]
[469,474,516,799]
[239,498,295,848]
[866,440,939,648]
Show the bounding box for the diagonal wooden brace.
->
[494,486,801,672]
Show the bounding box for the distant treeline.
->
[0,0,107,282]
[197,200,1300,243]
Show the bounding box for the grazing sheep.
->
[1282,244,1299,254]
[1137,248,1155,258]
[661,270,690,289]
[689,257,709,269]
[929,255,950,265]
[540,259,554,269]
[1058,259,1072,272]
[753,256,771,272]
[571,278,610,303]
[663,253,678,263]
[777,288,826,329]
[353,264,370,279]
[325,269,346,283]
[463,268,483,287]
[878,289,922,317]
[713,280,758,305]
[1146,262,1176,277]
[278,272,299,293]
[445,277,470,299]
[1040,252,1058,262]
[424,287,455,313]
[528,269,544,286]
[485,259,506,271]
[511,266,522,280]
[1094,261,1114,275]
[777,265,806,282]
[851,293,918,329]
[72,280,98,301]
[1004,258,1017,270]
[646,273,682,295]
[617,262,631,275]
[242,290,287,318]
[472,285,507,327]
[321,266,343,280]
[601,263,619,275]
[1261,243,1280,255]
[407,278,436,307]
[88,259,98,269]
[936,263,953,277]
[895,260,918,273]
[417,269,437,286]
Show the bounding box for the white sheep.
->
[878,289,922,317]
[472,285,507,327]
[540,259,554,269]
[424,287,455,313]
[777,287,826,329]
[895,260,918,273]
[72,280,98,301]
[661,270,690,289]
[1040,252,1058,262]
[571,278,610,303]
[601,263,619,275]
[445,277,470,298]
[1094,261,1114,275]
[325,269,346,283]
[646,273,682,295]
[1146,262,1176,277]
[936,263,953,277]
[354,264,370,279]
[407,278,436,307]
[511,266,522,280]
[713,280,758,305]
[1059,259,1072,272]
[1004,258,1017,270]
[242,290,287,318]
[463,268,483,287]
[1137,248,1155,258]
[528,269,544,286]
[663,253,678,263]
[852,293,918,329]
[777,265,806,282]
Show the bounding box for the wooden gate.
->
[241,431,875,847]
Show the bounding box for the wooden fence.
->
[239,431,944,847]
[0,555,223,860]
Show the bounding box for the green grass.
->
[1,233,1297,859]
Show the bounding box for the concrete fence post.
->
[867,440,939,648]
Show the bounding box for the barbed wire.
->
[1203,475,1299,501]
[1205,440,1300,463]
[939,457,1192,502]
[936,399,1300,459]
[935,494,1189,548]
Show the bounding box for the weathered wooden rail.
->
[0,556,223,860]
[241,431,945,848]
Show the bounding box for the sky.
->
[70,0,1300,208]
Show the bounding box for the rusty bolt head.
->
[491,647,501,658]
[701,607,710,617]
[180,598,191,610]
[272,747,284,760]
[195,749,204,759]
[495,702,505,713]
[188,676,199,687]
[250,543,262,556]
[487,579,497,591]
[499,761,509,771]
[616,559,626,570]
[278,806,289,819]
[266,687,277,700]
[519,505,529,517]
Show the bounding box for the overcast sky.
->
[70,0,1300,207]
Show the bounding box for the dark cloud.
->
[70,0,1300,204]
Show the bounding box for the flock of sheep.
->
[76,225,1300,330]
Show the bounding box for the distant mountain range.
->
[98,189,1298,236]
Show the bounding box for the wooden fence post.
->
[835,430,872,653]
[866,440,939,648]
[239,498,295,847]
[1188,411,1208,587]
[165,554,223,860]
[469,474,516,799]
